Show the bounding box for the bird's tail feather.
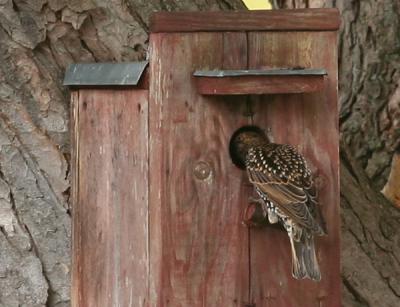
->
[289,231,321,281]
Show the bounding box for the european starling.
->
[229,125,327,281]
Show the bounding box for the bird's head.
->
[229,125,269,169]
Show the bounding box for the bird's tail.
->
[289,230,321,281]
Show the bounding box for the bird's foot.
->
[248,196,264,205]
[242,201,268,228]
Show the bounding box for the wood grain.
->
[248,31,340,307]
[71,13,339,306]
[149,32,251,306]
[72,89,149,307]
[195,75,325,95]
[150,9,340,33]
[71,90,81,307]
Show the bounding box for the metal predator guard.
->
[229,125,327,281]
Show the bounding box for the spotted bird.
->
[229,125,327,281]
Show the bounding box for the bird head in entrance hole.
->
[229,125,327,281]
[229,125,269,170]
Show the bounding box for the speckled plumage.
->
[246,144,326,236]
[230,126,327,281]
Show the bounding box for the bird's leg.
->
[248,196,268,217]
[243,196,268,227]
[248,195,264,205]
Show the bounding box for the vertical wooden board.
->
[71,90,81,307]
[73,89,149,307]
[248,31,340,307]
[149,32,251,306]
[223,32,248,69]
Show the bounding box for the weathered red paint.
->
[71,10,340,307]
[71,89,149,307]
[195,75,326,95]
[150,9,340,33]
[249,31,340,307]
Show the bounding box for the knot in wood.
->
[193,161,212,180]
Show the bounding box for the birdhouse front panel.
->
[148,9,340,307]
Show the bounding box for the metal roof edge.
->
[63,61,149,87]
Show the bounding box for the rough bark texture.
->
[0,0,398,306]
[382,151,400,208]
[331,2,400,305]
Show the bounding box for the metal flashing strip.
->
[63,61,148,86]
[193,68,327,77]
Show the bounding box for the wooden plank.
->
[223,32,247,69]
[149,32,250,306]
[195,75,325,95]
[248,31,340,307]
[72,89,149,307]
[150,9,340,33]
[71,90,81,307]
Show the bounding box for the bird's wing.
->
[246,144,322,232]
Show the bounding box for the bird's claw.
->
[248,196,264,205]
[242,201,268,228]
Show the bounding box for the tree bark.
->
[382,151,400,208]
[0,0,398,306]
[340,146,400,306]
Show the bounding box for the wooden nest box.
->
[65,9,340,307]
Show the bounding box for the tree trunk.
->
[340,146,400,306]
[338,0,400,303]
[0,0,398,306]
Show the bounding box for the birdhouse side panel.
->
[71,89,149,307]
